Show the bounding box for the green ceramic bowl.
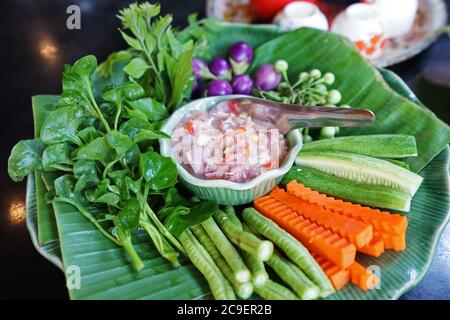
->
[159,95,303,205]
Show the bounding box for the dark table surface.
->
[0,0,448,300]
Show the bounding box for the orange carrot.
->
[287,181,408,251]
[382,234,406,251]
[349,262,379,291]
[269,187,373,248]
[357,237,385,257]
[311,252,349,290]
[254,195,356,269]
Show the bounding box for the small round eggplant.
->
[206,79,233,96]
[254,64,282,91]
[228,41,254,75]
[192,58,214,80]
[209,57,232,80]
[231,74,254,95]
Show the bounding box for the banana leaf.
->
[180,19,284,59]
[26,174,62,269]
[32,95,60,243]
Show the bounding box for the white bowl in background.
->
[273,1,329,31]
[332,3,387,59]
[364,0,419,38]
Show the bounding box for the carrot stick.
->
[357,237,384,257]
[311,252,349,290]
[254,195,356,269]
[348,262,379,291]
[287,181,408,251]
[269,187,373,248]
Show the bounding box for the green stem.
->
[85,79,111,132]
[103,159,119,179]
[142,197,186,254]
[118,228,144,271]
[55,197,121,246]
[140,218,180,266]
[113,101,122,131]
[51,164,73,172]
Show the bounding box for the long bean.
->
[191,225,253,299]
[254,280,299,300]
[241,224,269,287]
[202,217,251,283]
[224,206,242,229]
[214,210,273,261]
[267,252,320,300]
[179,230,235,300]
[242,207,335,297]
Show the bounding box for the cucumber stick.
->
[384,159,410,170]
[281,166,413,211]
[302,134,417,158]
[296,151,423,196]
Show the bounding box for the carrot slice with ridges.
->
[287,181,407,239]
[269,187,373,247]
[254,196,356,269]
[311,252,349,290]
[358,237,385,257]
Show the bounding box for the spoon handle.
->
[226,97,376,134]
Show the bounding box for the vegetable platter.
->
[10,2,450,300]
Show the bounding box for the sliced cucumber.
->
[296,151,423,196]
[384,159,410,170]
[281,166,412,212]
[301,134,417,158]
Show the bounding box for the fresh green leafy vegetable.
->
[8,139,46,182]
[42,143,72,171]
[164,200,219,237]
[117,2,195,110]
[40,106,84,146]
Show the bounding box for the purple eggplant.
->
[192,58,214,80]
[228,41,254,75]
[209,57,232,80]
[206,79,233,96]
[231,74,254,95]
[254,64,282,91]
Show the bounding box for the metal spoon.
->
[215,97,375,134]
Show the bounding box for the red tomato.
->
[184,120,194,134]
[250,0,318,21]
